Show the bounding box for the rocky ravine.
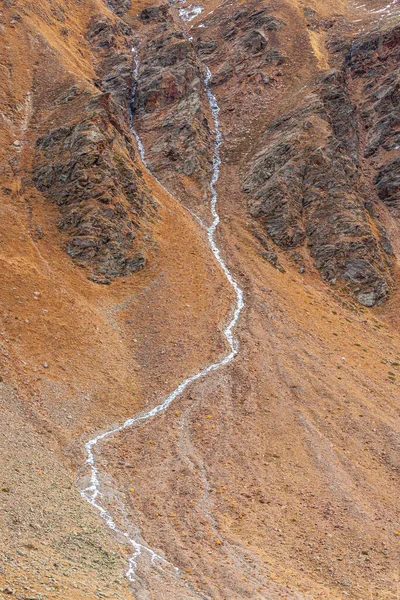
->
[80,15,246,597]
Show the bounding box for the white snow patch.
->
[179,4,203,21]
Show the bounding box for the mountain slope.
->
[0,0,399,599]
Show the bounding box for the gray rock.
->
[242,30,268,54]
[34,91,155,279]
[243,60,393,305]
[357,291,377,307]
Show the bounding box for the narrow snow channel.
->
[80,38,244,587]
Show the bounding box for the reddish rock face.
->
[242,24,400,306]
[161,73,181,105]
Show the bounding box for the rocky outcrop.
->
[128,1,289,204]
[193,3,287,89]
[86,15,136,111]
[130,5,214,205]
[349,25,400,214]
[34,89,155,280]
[242,23,400,306]
[107,0,131,18]
[33,14,156,281]
[375,158,400,212]
[244,98,390,306]
[138,5,170,23]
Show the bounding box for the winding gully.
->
[80,11,244,591]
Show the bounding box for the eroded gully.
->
[79,15,244,593]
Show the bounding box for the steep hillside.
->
[0,0,399,599]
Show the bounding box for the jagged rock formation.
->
[33,13,157,281]
[130,4,215,206]
[108,0,132,18]
[193,3,287,96]
[34,91,155,280]
[349,25,400,213]
[129,2,289,212]
[87,14,136,107]
[243,24,400,306]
